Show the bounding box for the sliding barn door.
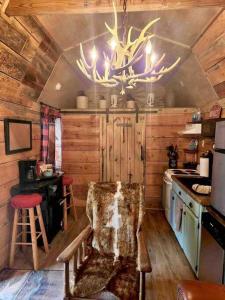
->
[100,114,146,183]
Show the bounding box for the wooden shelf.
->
[178,132,201,137]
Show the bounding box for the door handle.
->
[141,145,145,161]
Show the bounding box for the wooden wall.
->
[193,9,225,99]
[62,114,100,206]
[0,4,60,270]
[145,109,194,208]
[62,109,194,209]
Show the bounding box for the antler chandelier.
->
[77,1,180,95]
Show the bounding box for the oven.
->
[163,169,199,227]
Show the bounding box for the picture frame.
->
[4,119,32,155]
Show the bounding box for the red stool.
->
[9,194,49,271]
[63,176,77,231]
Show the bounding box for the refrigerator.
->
[211,121,225,217]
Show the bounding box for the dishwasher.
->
[199,212,225,284]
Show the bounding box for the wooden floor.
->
[143,211,195,300]
[1,210,195,299]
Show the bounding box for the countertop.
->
[172,175,211,206]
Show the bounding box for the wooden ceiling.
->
[4,0,224,108]
[5,0,225,16]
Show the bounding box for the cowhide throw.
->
[86,182,144,258]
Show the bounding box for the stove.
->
[165,168,199,182]
[163,168,199,225]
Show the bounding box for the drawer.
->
[172,181,200,217]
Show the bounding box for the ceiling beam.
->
[5,0,225,16]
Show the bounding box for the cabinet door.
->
[183,206,199,273]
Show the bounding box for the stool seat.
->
[63,176,73,186]
[11,194,42,209]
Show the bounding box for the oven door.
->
[163,176,172,224]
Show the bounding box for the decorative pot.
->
[76,96,88,109]
[127,100,136,109]
[99,98,107,109]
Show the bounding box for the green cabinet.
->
[183,206,199,272]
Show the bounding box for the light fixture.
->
[76,1,181,95]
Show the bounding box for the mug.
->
[111,95,118,108]
[147,93,155,107]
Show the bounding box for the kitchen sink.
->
[178,176,211,192]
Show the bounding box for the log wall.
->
[145,109,193,208]
[62,108,194,209]
[62,114,101,207]
[193,9,225,99]
[0,4,60,270]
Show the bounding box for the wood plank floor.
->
[143,211,195,300]
[1,210,195,299]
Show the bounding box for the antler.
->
[76,1,181,94]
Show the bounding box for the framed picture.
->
[4,119,32,155]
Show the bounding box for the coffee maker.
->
[19,160,37,184]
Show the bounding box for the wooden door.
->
[100,114,146,183]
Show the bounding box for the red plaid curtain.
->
[41,105,61,163]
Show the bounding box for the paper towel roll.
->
[200,157,209,177]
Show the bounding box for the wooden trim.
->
[5,0,225,16]
[57,225,92,263]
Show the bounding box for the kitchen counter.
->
[172,175,211,206]
[207,206,225,228]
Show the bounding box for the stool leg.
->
[63,186,68,231]
[69,184,77,220]
[29,208,38,271]
[21,209,27,252]
[9,208,19,268]
[36,205,49,254]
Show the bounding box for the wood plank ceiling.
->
[4,0,224,108]
[36,7,221,108]
[5,0,225,16]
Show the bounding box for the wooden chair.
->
[57,182,152,300]
[62,176,77,231]
[9,193,49,271]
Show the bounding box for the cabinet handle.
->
[172,196,174,200]
[179,191,181,196]
[183,211,186,216]
[189,202,193,208]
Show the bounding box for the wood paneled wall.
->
[0,4,60,270]
[193,10,225,99]
[62,114,100,206]
[62,109,194,209]
[145,109,194,208]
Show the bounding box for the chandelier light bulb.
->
[90,47,98,61]
[105,60,110,68]
[110,38,117,50]
[145,42,152,55]
[151,53,158,64]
